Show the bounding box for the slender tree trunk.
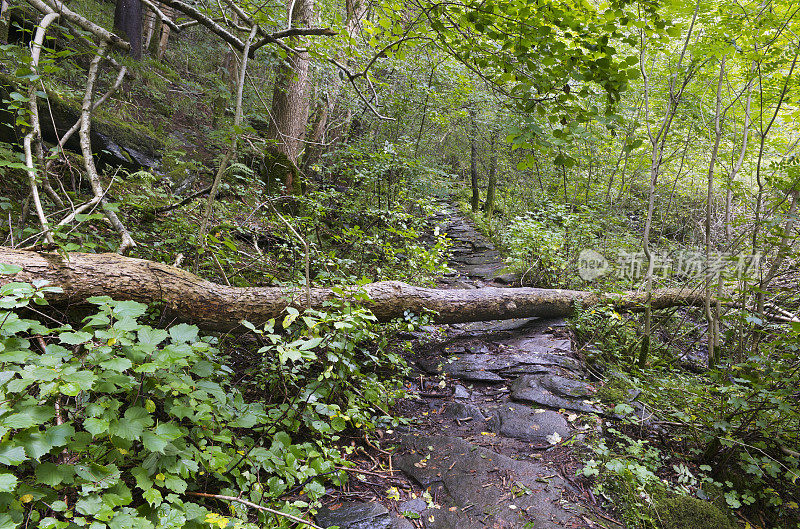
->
[114,0,143,59]
[155,3,172,59]
[197,25,257,252]
[754,50,798,316]
[0,0,10,43]
[725,67,754,240]
[142,5,156,50]
[469,107,479,211]
[485,129,497,218]
[705,57,725,367]
[638,2,699,368]
[266,0,313,194]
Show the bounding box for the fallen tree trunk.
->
[0,248,706,331]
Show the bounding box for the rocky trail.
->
[316,203,614,529]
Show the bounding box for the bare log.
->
[0,248,706,331]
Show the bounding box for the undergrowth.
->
[0,264,414,528]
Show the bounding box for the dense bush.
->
[0,265,408,528]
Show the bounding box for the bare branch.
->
[157,0,246,51]
[139,0,180,32]
[185,492,322,529]
[27,0,131,50]
[79,43,136,253]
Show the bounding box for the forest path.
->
[316,202,610,529]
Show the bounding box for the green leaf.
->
[44,423,75,447]
[18,430,53,460]
[0,514,14,529]
[138,327,168,346]
[164,474,187,494]
[61,370,96,395]
[59,331,93,345]
[111,407,152,441]
[36,462,74,486]
[0,442,27,465]
[0,264,22,275]
[142,487,162,507]
[141,430,169,453]
[100,357,133,372]
[283,307,300,328]
[169,323,198,343]
[2,412,36,429]
[111,300,147,319]
[0,473,18,492]
[84,417,110,436]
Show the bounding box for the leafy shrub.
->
[0,266,408,528]
[502,204,602,287]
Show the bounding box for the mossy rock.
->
[655,494,736,529]
[0,71,161,170]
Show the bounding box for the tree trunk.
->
[469,107,479,212]
[0,248,707,332]
[485,129,497,217]
[155,4,172,60]
[266,0,313,194]
[114,0,143,59]
[0,0,10,44]
[705,56,725,367]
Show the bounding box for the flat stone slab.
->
[417,356,504,382]
[452,252,502,266]
[487,405,570,444]
[419,351,579,382]
[504,334,571,354]
[393,433,583,529]
[460,262,505,279]
[316,502,413,529]
[510,374,601,414]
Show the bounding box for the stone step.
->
[393,433,584,529]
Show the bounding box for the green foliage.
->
[0,271,411,528]
[572,304,639,365]
[580,310,800,527]
[242,287,410,442]
[502,204,601,287]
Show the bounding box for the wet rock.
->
[453,384,470,400]
[492,272,520,285]
[441,402,485,421]
[315,502,405,529]
[467,343,489,354]
[505,334,571,355]
[454,253,502,266]
[487,405,570,444]
[398,498,427,514]
[540,374,594,398]
[393,433,583,529]
[510,375,601,414]
[461,262,506,279]
[419,355,505,382]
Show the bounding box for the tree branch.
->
[185,492,322,529]
[27,0,131,50]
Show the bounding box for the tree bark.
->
[469,107,479,212]
[0,248,707,332]
[485,129,497,217]
[0,0,10,44]
[114,0,143,59]
[265,0,313,194]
